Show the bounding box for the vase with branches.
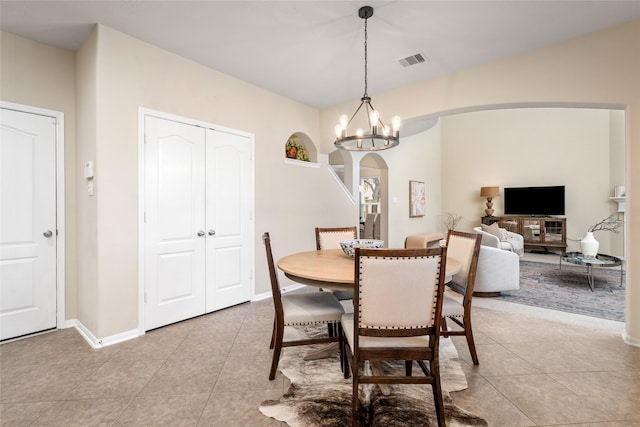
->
[581,213,624,259]
[441,212,463,231]
[588,213,624,233]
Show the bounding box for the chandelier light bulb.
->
[392,116,401,138]
[370,110,379,134]
[392,116,401,131]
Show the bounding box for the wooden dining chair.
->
[341,247,448,427]
[440,230,482,365]
[315,226,358,250]
[315,226,358,302]
[262,232,345,380]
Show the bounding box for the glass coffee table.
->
[560,252,624,292]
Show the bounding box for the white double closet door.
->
[144,115,252,331]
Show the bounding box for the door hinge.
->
[144,291,147,303]
[144,134,148,144]
[144,212,147,223]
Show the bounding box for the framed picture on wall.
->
[409,180,425,217]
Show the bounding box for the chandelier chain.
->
[363,16,368,97]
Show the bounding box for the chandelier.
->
[334,6,400,151]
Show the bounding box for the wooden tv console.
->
[481,216,567,252]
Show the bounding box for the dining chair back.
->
[341,247,448,426]
[441,230,482,365]
[315,226,358,302]
[262,232,345,380]
[315,226,358,250]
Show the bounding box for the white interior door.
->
[1,108,57,340]
[144,116,206,330]
[205,129,252,312]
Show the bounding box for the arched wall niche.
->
[285,131,317,163]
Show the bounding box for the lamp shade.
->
[480,186,500,197]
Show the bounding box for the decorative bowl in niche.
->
[340,239,384,257]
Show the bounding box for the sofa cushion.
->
[481,223,502,240]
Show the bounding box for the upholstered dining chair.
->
[262,232,345,380]
[341,247,448,427]
[441,230,482,365]
[315,226,358,251]
[315,226,358,302]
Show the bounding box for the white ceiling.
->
[2,1,640,109]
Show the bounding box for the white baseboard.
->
[622,329,640,347]
[252,283,304,302]
[66,319,142,349]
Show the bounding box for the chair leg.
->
[431,359,446,427]
[337,323,349,377]
[269,317,276,349]
[342,336,351,380]
[269,322,284,380]
[351,355,359,427]
[405,360,413,376]
[464,317,479,365]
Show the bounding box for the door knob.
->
[208,230,216,236]
[197,230,205,237]
[43,230,53,238]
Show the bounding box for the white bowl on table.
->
[339,239,384,257]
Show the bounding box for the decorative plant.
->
[442,212,463,231]
[588,213,624,233]
[285,135,310,162]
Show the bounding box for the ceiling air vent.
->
[397,53,428,68]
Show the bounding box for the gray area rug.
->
[259,326,487,426]
[497,260,625,321]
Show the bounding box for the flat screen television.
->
[503,186,565,216]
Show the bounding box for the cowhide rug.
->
[259,326,487,426]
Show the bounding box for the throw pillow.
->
[481,223,503,240]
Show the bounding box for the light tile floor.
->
[1,293,639,426]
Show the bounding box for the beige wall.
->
[75,29,100,334]
[610,110,626,255]
[321,19,640,343]
[383,121,443,248]
[0,31,78,319]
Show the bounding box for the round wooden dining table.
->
[277,248,462,289]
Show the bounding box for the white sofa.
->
[472,245,520,296]
[473,226,524,256]
[472,226,521,296]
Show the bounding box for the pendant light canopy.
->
[334,6,400,151]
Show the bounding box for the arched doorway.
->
[360,153,388,244]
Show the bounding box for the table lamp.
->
[480,186,500,216]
